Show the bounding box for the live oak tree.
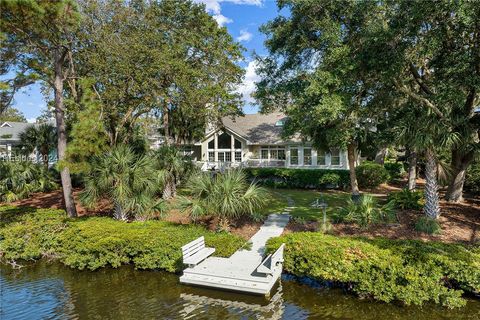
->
[76,0,244,147]
[1,0,80,217]
[255,0,384,198]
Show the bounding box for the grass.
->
[264,188,351,221]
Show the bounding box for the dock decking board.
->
[180,213,291,295]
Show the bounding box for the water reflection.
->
[1,262,479,320]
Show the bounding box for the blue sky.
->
[11,0,282,122]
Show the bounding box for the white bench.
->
[256,244,285,275]
[182,236,215,267]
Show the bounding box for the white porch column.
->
[312,148,317,166]
[214,133,218,162]
[326,151,332,166]
[286,146,291,167]
[298,146,304,166]
[231,135,235,163]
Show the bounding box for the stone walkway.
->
[180,212,291,295]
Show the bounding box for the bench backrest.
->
[271,243,285,267]
[182,236,205,259]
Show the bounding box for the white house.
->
[180,112,349,170]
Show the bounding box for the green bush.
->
[415,216,441,235]
[0,162,59,202]
[387,189,424,210]
[337,195,396,227]
[464,162,480,194]
[267,233,480,308]
[384,162,405,180]
[244,168,350,189]
[355,162,389,188]
[0,207,245,272]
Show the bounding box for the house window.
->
[208,152,215,162]
[218,132,231,149]
[235,152,242,162]
[270,149,278,160]
[331,150,340,165]
[261,149,269,159]
[208,139,214,149]
[290,148,299,165]
[317,150,326,165]
[304,148,312,165]
[234,139,242,149]
[278,149,286,160]
[218,152,225,162]
[225,152,231,162]
[275,120,284,127]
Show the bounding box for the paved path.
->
[180,212,291,294]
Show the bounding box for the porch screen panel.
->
[290,148,299,165]
[317,150,326,165]
[304,148,312,165]
[331,150,340,165]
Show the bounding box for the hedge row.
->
[0,206,245,272]
[243,168,351,189]
[267,233,480,308]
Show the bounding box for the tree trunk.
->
[54,49,77,218]
[163,102,170,146]
[162,178,175,200]
[445,149,473,203]
[347,142,360,199]
[114,201,127,221]
[407,148,417,191]
[374,147,387,165]
[424,147,440,219]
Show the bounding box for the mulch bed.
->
[4,182,479,244]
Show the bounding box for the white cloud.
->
[213,14,233,26]
[236,29,252,42]
[237,60,260,104]
[26,118,37,123]
[195,0,263,26]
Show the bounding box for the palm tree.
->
[181,169,267,228]
[154,146,195,199]
[80,146,164,221]
[398,114,458,219]
[19,123,57,168]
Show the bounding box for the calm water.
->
[1,262,479,320]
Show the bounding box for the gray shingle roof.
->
[0,122,36,141]
[221,112,302,145]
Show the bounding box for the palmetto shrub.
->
[338,195,396,228]
[80,146,165,221]
[387,188,424,210]
[414,216,442,235]
[180,169,268,228]
[0,161,58,202]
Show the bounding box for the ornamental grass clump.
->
[180,169,268,229]
[338,195,396,228]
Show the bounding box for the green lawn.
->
[264,188,351,221]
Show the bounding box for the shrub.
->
[464,162,480,194]
[180,170,267,228]
[415,216,441,235]
[267,233,480,308]
[318,173,341,187]
[384,162,405,180]
[355,162,389,188]
[387,189,424,210]
[0,162,59,202]
[0,207,245,272]
[338,195,396,227]
[80,146,165,221]
[244,168,350,189]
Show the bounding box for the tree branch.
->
[409,63,434,95]
[395,80,445,119]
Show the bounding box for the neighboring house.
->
[0,121,57,163]
[180,112,350,170]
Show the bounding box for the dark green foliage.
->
[0,207,245,272]
[388,189,424,210]
[415,216,442,235]
[267,233,480,308]
[244,168,350,189]
[384,162,405,180]
[464,162,480,194]
[337,195,396,228]
[0,162,59,202]
[355,162,389,188]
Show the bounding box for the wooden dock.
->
[180,213,291,295]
